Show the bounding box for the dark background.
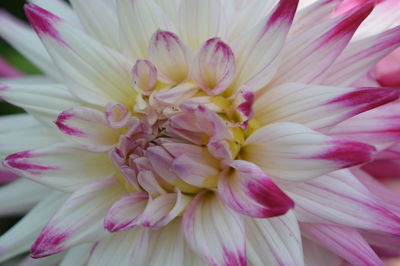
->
[1,0,41,116]
[0,0,43,250]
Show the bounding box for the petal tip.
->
[24,3,63,43]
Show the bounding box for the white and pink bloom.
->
[1,0,400,265]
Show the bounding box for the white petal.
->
[271,3,374,86]
[25,4,135,107]
[246,211,304,266]
[182,191,246,266]
[255,83,400,130]
[0,192,68,263]
[324,26,400,87]
[0,178,50,216]
[329,101,400,151]
[117,0,173,60]
[148,31,191,84]
[231,0,298,91]
[29,0,81,26]
[55,106,119,151]
[59,243,92,266]
[301,223,384,266]
[178,0,223,50]
[89,219,206,266]
[282,169,400,234]
[191,38,236,95]
[302,238,342,266]
[0,11,60,80]
[69,0,121,50]
[30,176,126,258]
[87,229,141,266]
[0,83,80,128]
[0,114,61,159]
[4,143,115,192]
[241,122,375,181]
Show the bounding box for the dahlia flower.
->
[1,0,400,265]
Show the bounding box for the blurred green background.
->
[1,0,41,116]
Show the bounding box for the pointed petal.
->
[117,0,173,60]
[0,192,67,263]
[241,122,375,181]
[255,83,400,130]
[178,0,223,50]
[231,0,298,91]
[218,160,294,218]
[329,101,400,151]
[30,176,126,258]
[324,26,400,86]
[246,211,304,266]
[191,38,236,95]
[25,4,135,107]
[0,178,50,216]
[0,11,60,79]
[55,107,119,151]
[301,223,384,266]
[4,143,115,192]
[182,192,246,266]
[291,0,342,34]
[271,3,374,86]
[29,0,81,26]
[282,169,400,235]
[148,31,191,85]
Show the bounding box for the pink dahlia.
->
[1,0,400,265]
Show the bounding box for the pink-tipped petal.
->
[272,2,374,86]
[182,191,247,266]
[255,83,400,130]
[191,38,236,95]
[231,0,299,91]
[324,25,400,87]
[0,83,80,128]
[219,160,294,218]
[148,30,190,84]
[55,107,119,151]
[0,192,67,263]
[282,169,400,235]
[242,122,375,181]
[25,3,134,107]
[329,101,400,151]
[31,176,125,258]
[4,144,114,192]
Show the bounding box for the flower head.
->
[1,0,400,265]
